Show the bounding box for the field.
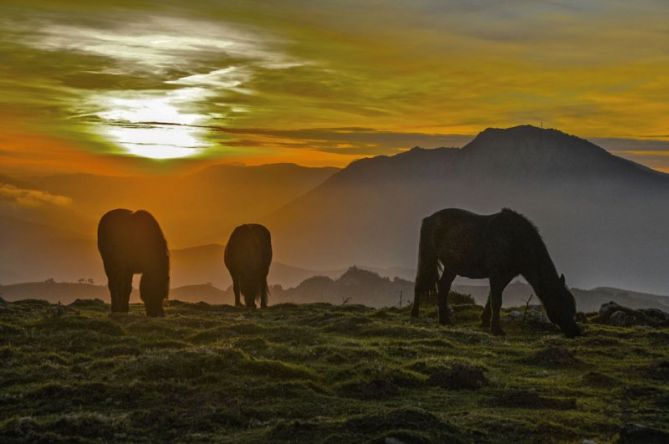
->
[1,298,668,443]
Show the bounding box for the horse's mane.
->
[500,208,558,280]
[501,208,541,237]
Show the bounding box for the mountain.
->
[0,163,336,284]
[272,266,415,307]
[266,125,669,294]
[0,214,98,284]
[454,282,669,312]
[26,163,338,247]
[170,243,332,288]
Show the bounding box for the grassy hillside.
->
[1,298,668,443]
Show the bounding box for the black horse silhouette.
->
[412,208,581,337]
[97,209,169,317]
[225,224,272,308]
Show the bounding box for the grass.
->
[0,297,668,443]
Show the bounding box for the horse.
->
[411,208,581,337]
[97,209,169,317]
[224,224,272,308]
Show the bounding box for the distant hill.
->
[266,125,669,294]
[454,282,669,313]
[5,268,668,312]
[272,266,415,307]
[170,243,330,289]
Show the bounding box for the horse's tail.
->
[414,217,440,302]
[260,279,269,307]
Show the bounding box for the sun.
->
[94,90,209,159]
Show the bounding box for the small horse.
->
[97,209,169,317]
[224,224,272,308]
[411,208,581,337]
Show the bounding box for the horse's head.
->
[141,273,169,317]
[546,274,582,338]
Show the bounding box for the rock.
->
[609,310,634,326]
[599,301,623,318]
[595,301,669,327]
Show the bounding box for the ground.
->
[0,298,668,443]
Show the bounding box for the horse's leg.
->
[260,280,268,309]
[410,288,421,318]
[233,278,241,307]
[107,271,121,313]
[107,268,128,313]
[481,295,491,328]
[437,271,455,325]
[489,275,511,336]
[119,271,132,313]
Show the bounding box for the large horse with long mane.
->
[412,208,581,337]
[225,224,272,308]
[97,209,169,317]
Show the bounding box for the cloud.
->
[0,184,73,208]
[1,0,668,171]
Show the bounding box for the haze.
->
[1,1,668,297]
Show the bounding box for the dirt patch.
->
[644,360,669,381]
[427,362,488,390]
[617,423,669,444]
[581,371,619,388]
[524,346,583,367]
[490,389,577,410]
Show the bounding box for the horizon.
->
[3,124,669,179]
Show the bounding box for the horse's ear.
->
[560,274,565,285]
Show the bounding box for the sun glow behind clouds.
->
[92,66,254,159]
[25,16,296,159]
[94,90,208,159]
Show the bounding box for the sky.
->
[1,0,668,175]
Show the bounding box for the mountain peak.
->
[469,124,577,147]
[460,124,617,170]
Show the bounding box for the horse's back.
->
[424,208,503,278]
[225,224,272,274]
[425,208,492,244]
[97,209,167,272]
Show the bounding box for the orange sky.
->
[1,0,668,176]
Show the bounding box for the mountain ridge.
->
[266,125,669,294]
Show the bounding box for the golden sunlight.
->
[94,91,208,159]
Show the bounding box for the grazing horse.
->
[97,209,169,317]
[225,224,272,308]
[411,208,581,337]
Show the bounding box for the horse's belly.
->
[458,268,489,279]
[441,248,488,278]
